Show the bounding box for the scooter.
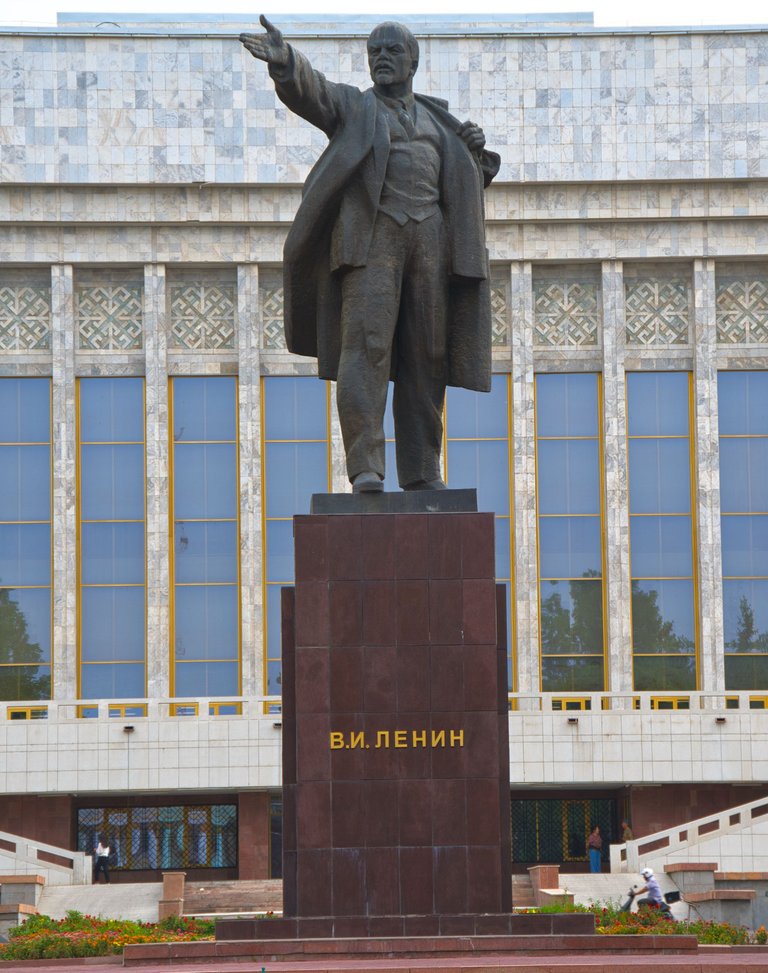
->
[620,884,675,918]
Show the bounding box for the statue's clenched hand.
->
[239,15,290,67]
[457,120,486,154]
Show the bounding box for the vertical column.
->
[509,261,538,696]
[51,265,77,699]
[238,264,263,697]
[693,258,725,692]
[329,383,349,494]
[601,260,633,695]
[144,264,170,698]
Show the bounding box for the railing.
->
[0,829,92,885]
[509,691,768,712]
[610,796,768,873]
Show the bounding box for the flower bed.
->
[0,910,216,961]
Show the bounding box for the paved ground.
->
[5,953,768,972]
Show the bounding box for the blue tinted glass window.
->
[175,661,238,696]
[173,377,236,442]
[447,440,509,513]
[718,372,768,436]
[630,516,693,578]
[536,373,598,438]
[81,523,144,585]
[265,442,328,518]
[628,439,691,513]
[175,586,239,661]
[263,377,328,440]
[0,588,51,662]
[540,579,603,653]
[0,446,51,521]
[719,439,768,513]
[79,378,144,442]
[631,580,695,652]
[81,663,145,699]
[81,445,144,520]
[537,440,600,515]
[446,376,509,439]
[0,379,50,444]
[541,656,604,692]
[81,587,145,662]
[539,517,602,579]
[174,444,237,519]
[721,516,768,577]
[266,520,295,583]
[495,518,511,580]
[633,655,695,691]
[0,525,51,586]
[723,579,768,651]
[627,372,690,436]
[175,522,238,584]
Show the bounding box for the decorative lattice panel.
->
[0,275,52,351]
[168,279,237,350]
[259,269,285,350]
[76,275,143,350]
[533,276,600,346]
[716,274,768,345]
[625,277,690,345]
[490,269,510,347]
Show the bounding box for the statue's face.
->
[367,25,416,88]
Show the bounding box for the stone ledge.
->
[0,903,37,916]
[0,875,45,884]
[310,488,478,514]
[664,862,718,873]
[716,871,768,880]
[685,889,756,901]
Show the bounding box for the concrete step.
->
[182,879,283,916]
[511,874,536,908]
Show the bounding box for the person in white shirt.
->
[636,866,663,908]
[94,835,111,884]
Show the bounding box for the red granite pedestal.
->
[280,508,512,922]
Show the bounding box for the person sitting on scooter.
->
[636,866,663,909]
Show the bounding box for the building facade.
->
[1,11,768,879]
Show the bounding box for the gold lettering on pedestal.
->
[330,729,464,750]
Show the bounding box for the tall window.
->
[535,373,605,692]
[627,372,696,690]
[0,379,51,700]
[78,379,146,699]
[262,377,331,697]
[171,377,239,697]
[719,372,768,689]
[445,375,513,684]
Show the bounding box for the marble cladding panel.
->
[716,261,768,345]
[693,259,725,692]
[3,28,768,183]
[601,261,632,694]
[490,267,510,347]
[167,268,237,350]
[624,263,691,346]
[237,264,263,697]
[74,267,143,350]
[0,267,51,351]
[143,264,170,699]
[532,264,601,347]
[258,267,286,350]
[50,265,77,700]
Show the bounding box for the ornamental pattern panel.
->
[259,269,285,350]
[76,272,143,350]
[624,277,690,345]
[0,272,52,350]
[716,271,768,345]
[491,269,510,347]
[533,272,600,346]
[168,277,237,350]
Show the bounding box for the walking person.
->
[93,835,111,884]
[587,824,602,873]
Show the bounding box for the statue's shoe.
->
[403,478,447,491]
[352,471,384,493]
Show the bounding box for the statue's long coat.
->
[270,49,501,391]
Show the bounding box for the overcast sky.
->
[4,0,768,28]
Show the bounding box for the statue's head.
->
[367,22,419,90]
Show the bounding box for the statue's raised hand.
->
[240,15,289,67]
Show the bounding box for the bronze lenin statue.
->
[241,18,500,492]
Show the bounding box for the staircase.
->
[182,879,283,916]
[511,873,535,908]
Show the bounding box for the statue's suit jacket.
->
[270,48,501,391]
